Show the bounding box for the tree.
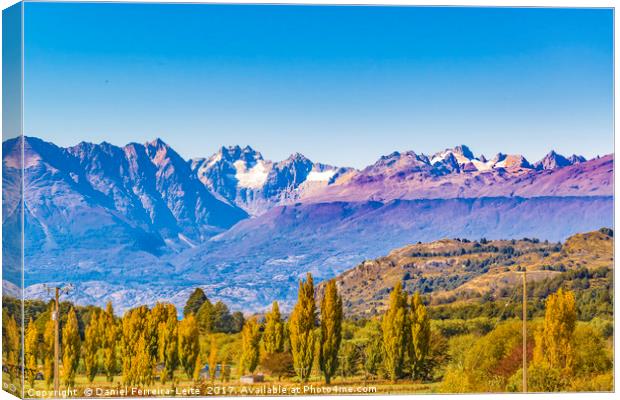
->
[157,303,179,384]
[239,318,261,375]
[184,288,207,317]
[121,306,152,386]
[260,352,295,381]
[362,320,383,379]
[83,310,101,383]
[43,314,55,388]
[62,307,81,387]
[2,310,20,382]
[263,301,285,353]
[319,280,343,384]
[25,319,39,387]
[231,311,245,333]
[101,302,118,382]
[178,314,200,379]
[289,273,317,382]
[212,301,233,333]
[533,288,577,372]
[208,336,218,381]
[409,292,431,380]
[381,282,408,382]
[196,298,214,334]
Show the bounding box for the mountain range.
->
[2,136,613,313]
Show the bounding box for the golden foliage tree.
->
[62,308,81,387]
[121,305,152,385]
[83,310,101,383]
[157,303,179,384]
[289,273,317,382]
[2,310,20,382]
[533,288,577,372]
[381,282,408,382]
[409,292,431,380]
[43,313,55,388]
[178,314,200,379]
[25,319,39,388]
[101,302,118,382]
[263,301,284,353]
[240,318,261,375]
[208,336,218,381]
[319,279,343,384]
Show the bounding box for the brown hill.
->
[317,229,613,317]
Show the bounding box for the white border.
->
[0,1,616,399]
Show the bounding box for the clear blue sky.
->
[22,4,613,168]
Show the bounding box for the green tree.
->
[533,288,577,372]
[381,282,408,382]
[157,303,179,384]
[25,319,39,387]
[101,302,118,382]
[239,318,261,374]
[208,336,218,381]
[263,301,284,353]
[409,292,431,380]
[43,314,55,388]
[289,273,317,382]
[83,310,101,383]
[319,280,343,384]
[178,314,200,379]
[195,298,214,334]
[184,288,207,317]
[362,320,383,379]
[212,301,233,333]
[62,308,81,387]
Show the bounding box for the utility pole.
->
[44,284,72,394]
[521,269,527,393]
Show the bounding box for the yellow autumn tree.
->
[2,310,20,382]
[240,318,261,375]
[319,279,343,384]
[381,282,408,382]
[157,303,179,384]
[533,288,577,373]
[83,310,101,383]
[263,301,284,353]
[62,308,81,387]
[208,336,218,381]
[178,314,200,379]
[409,292,431,380]
[289,273,317,382]
[101,302,118,382]
[43,313,55,388]
[25,319,39,388]
[121,305,151,386]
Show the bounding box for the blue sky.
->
[22,4,613,168]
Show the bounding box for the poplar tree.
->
[289,273,317,382]
[25,319,39,388]
[62,308,81,387]
[208,336,218,381]
[157,303,179,384]
[319,280,343,384]
[178,314,200,379]
[409,292,431,380]
[196,298,214,334]
[381,282,408,382]
[533,288,577,372]
[263,301,284,353]
[83,310,101,383]
[101,302,118,382]
[240,318,261,375]
[121,306,151,385]
[43,315,55,388]
[2,310,20,382]
[184,288,207,317]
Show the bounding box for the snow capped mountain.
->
[192,146,349,215]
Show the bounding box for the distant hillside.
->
[318,229,613,317]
